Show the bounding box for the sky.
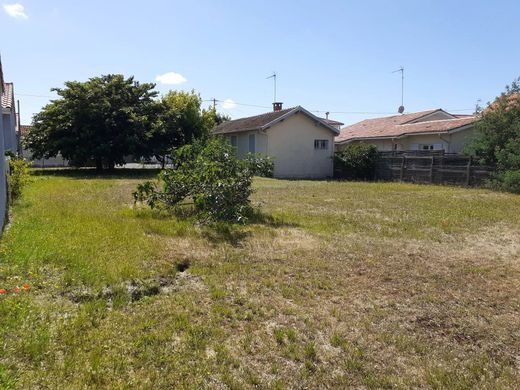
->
[1,0,520,126]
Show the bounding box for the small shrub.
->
[134,138,255,223]
[244,153,274,177]
[8,158,31,202]
[334,143,378,180]
[498,170,520,194]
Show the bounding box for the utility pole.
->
[212,98,216,110]
[17,99,22,156]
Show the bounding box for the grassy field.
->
[0,170,519,389]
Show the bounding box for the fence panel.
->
[374,153,494,186]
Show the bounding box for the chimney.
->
[325,111,330,120]
[273,102,283,112]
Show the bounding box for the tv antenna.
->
[266,72,277,102]
[392,67,405,114]
[475,98,482,114]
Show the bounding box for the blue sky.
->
[2,0,520,125]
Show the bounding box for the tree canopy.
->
[148,91,228,165]
[24,75,229,170]
[25,74,160,170]
[469,77,520,192]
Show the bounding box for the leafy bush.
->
[244,153,274,177]
[468,78,520,193]
[334,143,378,180]
[498,170,520,194]
[8,158,31,203]
[134,138,256,223]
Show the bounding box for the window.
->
[248,134,255,153]
[419,144,434,150]
[314,139,329,150]
[230,135,237,148]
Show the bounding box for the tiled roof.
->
[213,106,340,135]
[1,82,14,109]
[321,118,344,126]
[335,109,477,143]
[213,107,296,134]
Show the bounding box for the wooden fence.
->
[375,153,494,186]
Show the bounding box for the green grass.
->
[0,169,519,389]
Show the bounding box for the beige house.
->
[335,109,477,153]
[213,104,341,178]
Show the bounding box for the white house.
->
[213,104,342,178]
[335,109,477,153]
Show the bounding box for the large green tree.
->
[25,74,159,170]
[149,91,229,166]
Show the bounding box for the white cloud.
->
[221,99,236,109]
[3,3,28,19]
[155,71,187,85]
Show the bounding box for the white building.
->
[213,104,342,179]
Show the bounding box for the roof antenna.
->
[475,98,482,114]
[266,72,277,102]
[392,67,405,114]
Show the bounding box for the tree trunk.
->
[96,159,103,172]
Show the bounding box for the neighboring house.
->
[335,109,477,153]
[0,59,8,231]
[213,104,341,178]
[1,82,18,153]
[19,125,68,167]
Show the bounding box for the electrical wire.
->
[15,93,55,98]
[15,94,475,116]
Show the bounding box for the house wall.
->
[336,126,475,154]
[21,146,69,167]
[447,127,477,153]
[0,109,7,233]
[2,109,17,152]
[226,130,268,158]
[403,134,449,151]
[402,127,475,153]
[266,113,334,178]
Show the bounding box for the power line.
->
[310,110,395,115]
[203,99,270,110]
[15,93,55,98]
[14,93,476,116]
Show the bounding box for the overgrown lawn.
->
[1,170,519,389]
